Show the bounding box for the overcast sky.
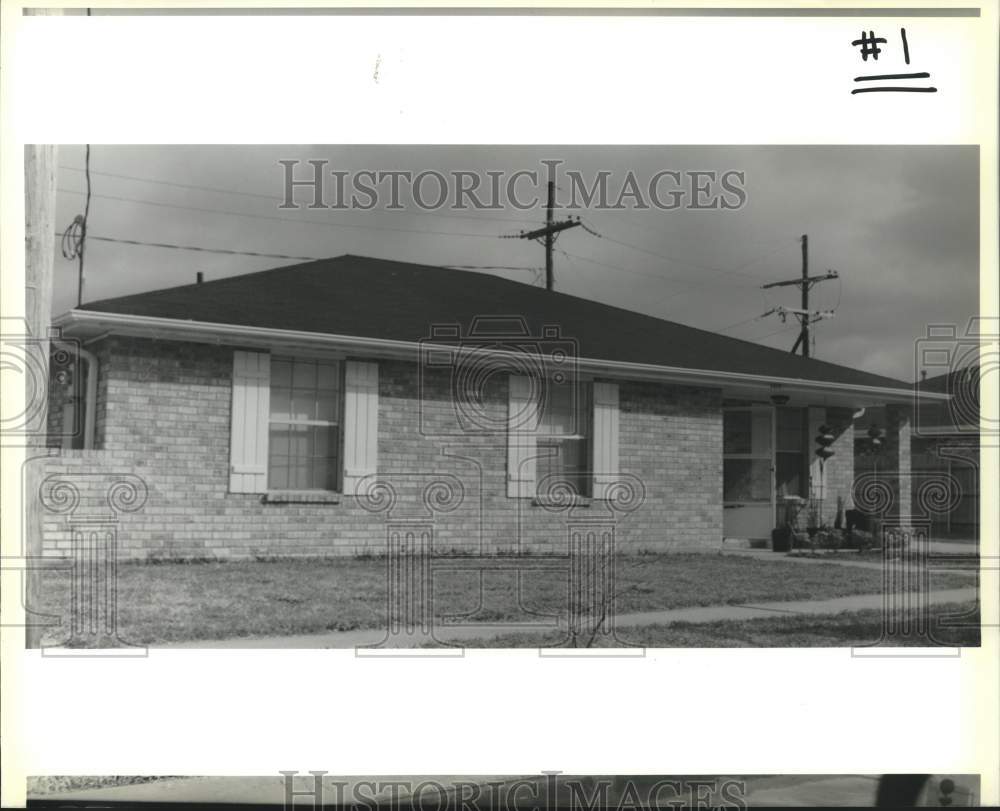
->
[51,145,978,382]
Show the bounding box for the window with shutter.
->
[229,352,379,496]
[507,374,538,498]
[267,357,342,491]
[536,381,591,498]
[342,360,379,496]
[591,381,620,500]
[229,350,271,494]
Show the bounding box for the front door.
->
[723,406,775,541]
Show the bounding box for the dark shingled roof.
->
[917,364,979,393]
[80,254,909,390]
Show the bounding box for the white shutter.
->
[808,406,826,502]
[592,381,620,499]
[507,374,538,498]
[343,360,379,496]
[229,350,270,494]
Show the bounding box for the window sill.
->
[532,495,592,508]
[263,490,341,504]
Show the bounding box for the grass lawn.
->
[35,552,974,646]
[27,777,176,797]
[452,602,981,648]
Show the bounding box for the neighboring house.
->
[42,255,941,559]
[855,365,980,541]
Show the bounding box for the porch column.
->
[824,407,856,524]
[807,407,855,525]
[883,405,913,524]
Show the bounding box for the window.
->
[536,381,591,497]
[267,357,342,491]
[775,407,807,498]
[723,408,773,503]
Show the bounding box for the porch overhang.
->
[52,309,948,408]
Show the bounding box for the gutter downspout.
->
[55,340,97,450]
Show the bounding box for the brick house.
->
[42,255,939,560]
[855,364,979,541]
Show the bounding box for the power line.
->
[56,232,324,262]
[56,187,504,239]
[751,323,801,342]
[578,219,767,282]
[57,164,540,227]
[53,231,544,276]
[643,241,795,318]
[558,248,709,291]
[59,146,92,306]
[444,264,540,272]
[556,195,797,281]
[716,312,770,332]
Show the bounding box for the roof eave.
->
[53,309,945,405]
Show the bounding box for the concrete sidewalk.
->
[718,548,979,576]
[153,586,977,649]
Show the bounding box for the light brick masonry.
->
[42,337,725,559]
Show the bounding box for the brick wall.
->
[821,406,856,525]
[42,336,724,559]
[885,404,914,523]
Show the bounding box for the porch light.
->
[865,424,885,451]
[814,424,836,460]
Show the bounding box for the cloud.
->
[51,145,979,382]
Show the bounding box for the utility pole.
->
[517,180,581,291]
[24,144,58,649]
[760,234,839,357]
[800,234,809,356]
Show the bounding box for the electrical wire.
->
[578,218,770,282]
[716,312,770,333]
[74,234,323,262]
[444,265,540,272]
[54,231,544,278]
[752,323,801,343]
[60,146,92,306]
[56,188,504,239]
[558,248,711,292]
[57,164,541,227]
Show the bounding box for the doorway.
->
[723,406,775,541]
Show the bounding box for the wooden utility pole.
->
[544,181,555,291]
[517,180,581,291]
[24,144,58,649]
[800,234,809,356]
[760,234,839,357]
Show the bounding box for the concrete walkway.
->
[718,547,979,576]
[154,586,977,649]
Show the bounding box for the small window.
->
[268,357,341,491]
[536,381,591,498]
